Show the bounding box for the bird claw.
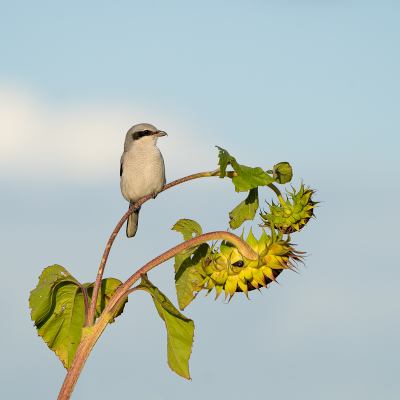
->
[129,202,140,212]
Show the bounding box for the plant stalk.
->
[57,313,110,400]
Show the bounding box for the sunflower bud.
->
[261,183,317,234]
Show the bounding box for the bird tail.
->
[126,207,140,238]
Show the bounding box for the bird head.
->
[124,123,167,150]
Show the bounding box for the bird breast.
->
[120,146,165,203]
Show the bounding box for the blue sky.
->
[1,1,399,399]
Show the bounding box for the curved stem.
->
[87,208,132,325]
[87,168,223,326]
[103,231,258,315]
[267,183,286,206]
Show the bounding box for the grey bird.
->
[120,123,167,237]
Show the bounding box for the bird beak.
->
[155,130,168,137]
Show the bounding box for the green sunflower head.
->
[260,183,317,234]
[194,228,305,301]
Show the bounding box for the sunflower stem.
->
[267,183,286,206]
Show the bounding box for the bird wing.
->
[162,155,166,185]
[120,153,125,177]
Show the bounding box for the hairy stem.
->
[57,313,112,400]
[87,168,223,326]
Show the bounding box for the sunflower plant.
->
[29,146,318,400]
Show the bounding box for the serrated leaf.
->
[216,147,274,192]
[29,266,86,370]
[29,265,127,370]
[273,162,293,184]
[229,188,259,229]
[137,275,194,380]
[172,219,203,241]
[175,257,201,310]
[29,265,73,326]
[174,251,194,274]
[175,243,209,310]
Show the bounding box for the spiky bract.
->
[261,183,317,234]
[194,228,305,301]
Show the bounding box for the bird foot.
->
[129,202,141,212]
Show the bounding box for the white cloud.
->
[0,84,212,183]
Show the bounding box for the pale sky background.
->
[1,1,399,399]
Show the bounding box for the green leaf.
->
[216,147,274,192]
[229,188,259,229]
[175,243,209,311]
[172,219,203,241]
[29,265,127,370]
[231,166,274,192]
[174,252,192,274]
[29,265,86,370]
[172,219,203,273]
[273,162,293,184]
[29,264,73,326]
[216,146,241,178]
[137,275,194,379]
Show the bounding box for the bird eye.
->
[133,129,152,140]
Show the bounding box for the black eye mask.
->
[132,129,154,140]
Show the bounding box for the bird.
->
[120,123,167,237]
